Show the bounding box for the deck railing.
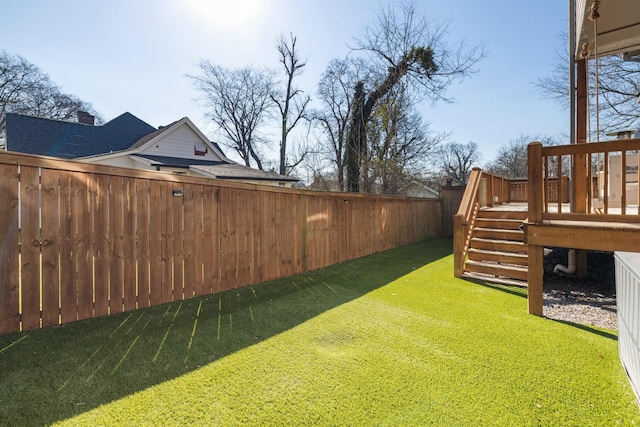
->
[453,169,509,276]
[527,139,640,224]
[454,169,481,277]
[509,177,569,203]
[453,167,577,277]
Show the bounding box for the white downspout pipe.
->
[554,249,577,275]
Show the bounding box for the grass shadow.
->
[546,318,618,341]
[461,277,527,299]
[0,238,452,425]
[461,274,618,341]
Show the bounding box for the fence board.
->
[94,174,110,317]
[237,188,248,287]
[122,177,137,311]
[252,189,264,283]
[135,178,150,308]
[40,169,61,327]
[341,197,350,262]
[240,189,254,286]
[281,193,293,279]
[219,188,233,289]
[148,180,162,305]
[291,193,302,272]
[260,193,276,280]
[192,185,202,294]
[272,192,283,279]
[109,176,124,314]
[19,166,40,330]
[0,164,20,334]
[212,187,221,292]
[160,181,173,303]
[172,182,184,301]
[59,172,76,323]
[182,183,195,300]
[250,191,260,282]
[75,172,94,321]
[201,185,215,295]
[227,188,241,288]
[305,196,318,271]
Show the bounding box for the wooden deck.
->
[475,201,640,316]
[482,202,640,253]
[453,160,640,316]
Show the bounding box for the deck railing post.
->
[453,213,464,277]
[527,142,544,316]
[527,142,543,224]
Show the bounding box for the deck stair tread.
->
[477,210,528,221]
[463,206,530,286]
[470,238,528,253]
[474,218,525,230]
[465,260,528,281]
[472,227,524,241]
[467,248,528,265]
[462,271,528,288]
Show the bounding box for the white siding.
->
[139,124,223,161]
[85,154,136,168]
[615,251,640,405]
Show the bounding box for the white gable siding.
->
[139,124,223,161]
[84,154,136,168]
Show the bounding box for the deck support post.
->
[527,142,544,315]
[527,245,544,316]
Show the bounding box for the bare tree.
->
[366,87,446,194]
[190,62,275,170]
[433,141,481,185]
[536,35,640,136]
[1,50,99,142]
[344,0,485,192]
[485,135,566,179]
[314,57,372,191]
[484,136,530,179]
[272,33,311,175]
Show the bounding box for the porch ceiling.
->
[575,0,640,59]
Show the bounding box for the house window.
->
[194,145,208,156]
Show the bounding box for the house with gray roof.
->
[5,112,298,188]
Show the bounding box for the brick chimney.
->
[77,111,95,126]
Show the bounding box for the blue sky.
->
[2,0,570,167]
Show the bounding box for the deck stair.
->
[463,209,528,287]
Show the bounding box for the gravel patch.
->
[542,248,617,331]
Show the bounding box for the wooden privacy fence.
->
[0,152,441,335]
[510,176,569,203]
[440,186,465,237]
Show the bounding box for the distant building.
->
[402,180,440,199]
[5,112,298,188]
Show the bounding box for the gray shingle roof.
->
[133,154,227,168]
[6,112,157,158]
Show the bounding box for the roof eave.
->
[575,0,640,60]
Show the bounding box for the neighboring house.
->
[5,112,298,188]
[402,181,439,199]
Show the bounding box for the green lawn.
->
[1,239,638,426]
